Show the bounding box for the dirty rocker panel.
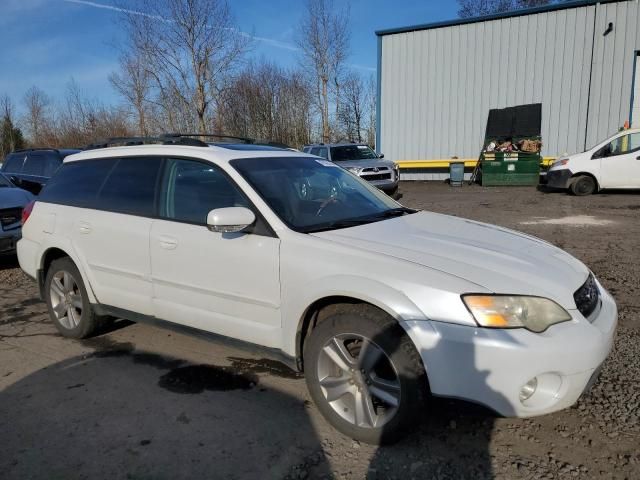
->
[93,304,299,371]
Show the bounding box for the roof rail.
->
[84,136,209,150]
[12,147,61,154]
[162,132,254,144]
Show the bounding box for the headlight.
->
[346,167,363,175]
[552,159,569,168]
[462,295,572,333]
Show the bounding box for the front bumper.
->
[401,286,617,417]
[546,168,573,189]
[360,173,399,191]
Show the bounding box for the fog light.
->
[519,377,538,403]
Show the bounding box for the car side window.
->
[2,153,25,173]
[39,159,117,207]
[21,152,50,176]
[317,148,329,160]
[159,158,249,224]
[310,147,320,156]
[95,157,162,216]
[601,133,640,158]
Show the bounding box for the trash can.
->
[449,162,465,186]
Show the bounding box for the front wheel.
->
[304,305,426,444]
[570,175,596,196]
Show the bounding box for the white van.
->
[547,128,640,195]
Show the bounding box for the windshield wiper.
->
[375,207,418,218]
[303,207,418,233]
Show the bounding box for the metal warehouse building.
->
[376,0,640,179]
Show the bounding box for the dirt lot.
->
[1,183,639,480]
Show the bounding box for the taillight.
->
[21,200,35,225]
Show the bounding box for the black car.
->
[1,148,80,195]
[0,173,34,255]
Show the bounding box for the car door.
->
[149,158,282,348]
[596,132,640,188]
[69,157,161,316]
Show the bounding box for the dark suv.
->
[1,148,80,195]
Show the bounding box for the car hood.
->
[312,211,588,309]
[0,187,33,209]
[334,159,396,170]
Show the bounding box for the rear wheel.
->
[44,257,104,339]
[304,304,426,444]
[570,175,596,196]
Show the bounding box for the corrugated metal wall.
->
[379,0,640,161]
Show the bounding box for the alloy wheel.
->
[49,270,83,329]
[316,333,401,429]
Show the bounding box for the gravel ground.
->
[0,182,639,479]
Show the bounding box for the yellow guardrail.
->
[396,157,556,169]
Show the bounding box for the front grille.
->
[0,207,22,229]
[574,274,600,319]
[362,173,392,181]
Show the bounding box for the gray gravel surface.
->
[0,183,638,479]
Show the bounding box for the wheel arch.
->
[288,278,429,371]
[38,244,98,303]
[569,171,600,191]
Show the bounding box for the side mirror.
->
[206,207,255,233]
[378,153,385,158]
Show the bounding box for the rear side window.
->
[39,159,117,207]
[22,152,61,176]
[2,153,25,173]
[95,157,162,216]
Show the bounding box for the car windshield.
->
[330,145,378,161]
[231,157,413,233]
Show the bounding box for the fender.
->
[38,237,100,304]
[280,274,429,357]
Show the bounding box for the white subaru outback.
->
[17,138,617,444]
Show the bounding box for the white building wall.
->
[379,0,640,161]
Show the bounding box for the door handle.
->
[158,235,178,250]
[78,221,92,234]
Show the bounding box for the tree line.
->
[0,0,375,156]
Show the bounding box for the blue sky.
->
[0,0,458,110]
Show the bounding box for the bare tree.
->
[218,61,313,148]
[457,0,569,17]
[120,0,250,135]
[109,54,152,136]
[56,80,132,147]
[22,86,51,145]
[365,75,376,148]
[297,0,350,143]
[337,72,366,143]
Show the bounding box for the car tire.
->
[44,257,104,339]
[304,304,426,445]
[569,175,596,196]
[385,185,399,196]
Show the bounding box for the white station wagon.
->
[18,137,617,444]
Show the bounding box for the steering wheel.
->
[315,197,339,216]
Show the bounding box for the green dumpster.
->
[480,152,540,186]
